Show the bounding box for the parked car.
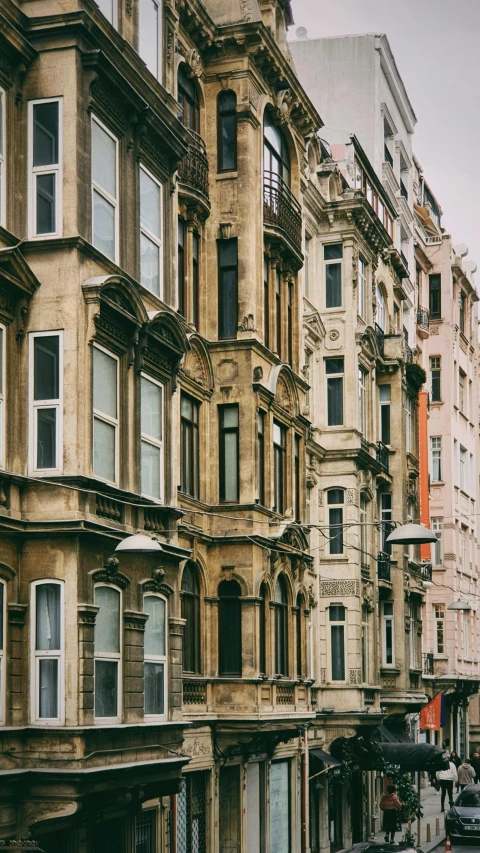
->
[446,784,480,841]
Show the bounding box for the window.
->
[264,112,290,187]
[274,575,288,676]
[217,90,237,171]
[275,268,282,357]
[91,116,118,262]
[294,434,301,522]
[180,394,200,499]
[326,357,344,426]
[304,236,310,298]
[361,607,369,683]
[140,375,164,501]
[181,563,201,674]
[429,274,441,319]
[329,605,346,681]
[273,421,286,514]
[94,585,121,720]
[177,772,207,853]
[259,583,268,675]
[460,445,467,492]
[382,601,394,666]
[358,257,367,319]
[459,369,466,413]
[304,350,311,409]
[218,580,241,676]
[462,610,469,657]
[380,493,392,555]
[376,285,386,331]
[30,332,63,474]
[263,258,270,347]
[29,99,62,238]
[177,66,200,132]
[287,282,293,366]
[93,345,118,484]
[0,582,4,723]
[459,290,467,335]
[408,603,417,669]
[379,385,391,445]
[178,217,186,316]
[431,518,443,565]
[324,243,342,308]
[460,526,467,568]
[96,0,117,25]
[135,810,156,853]
[32,580,63,723]
[360,495,367,568]
[144,594,167,718]
[257,411,265,506]
[0,89,5,226]
[296,593,304,679]
[192,232,200,328]
[219,405,239,502]
[434,604,445,654]
[430,436,442,482]
[218,239,238,339]
[140,165,162,297]
[405,395,412,454]
[139,0,162,80]
[358,367,367,434]
[430,357,441,403]
[327,489,344,555]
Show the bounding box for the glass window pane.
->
[331,625,345,680]
[221,114,236,170]
[141,377,162,439]
[329,605,345,621]
[325,358,344,375]
[94,586,120,653]
[141,440,161,498]
[219,269,237,338]
[36,583,61,650]
[222,406,238,429]
[145,661,164,715]
[327,377,343,425]
[34,336,59,401]
[223,432,238,501]
[33,102,59,167]
[140,233,160,296]
[92,120,116,198]
[326,263,342,308]
[39,658,58,718]
[181,393,192,420]
[93,189,115,260]
[93,418,116,482]
[140,168,161,236]
[144,596,166,656]
[95,659,118,717]
[219,239,237,268]
[36,173,56,234]
[324,243,343,261]
[37,408,57,469]
[139,0,159,78]
[93,347,117,418]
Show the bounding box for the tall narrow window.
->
[177,773,208,853]
[91,116,118,262]
[32,580,63,723]
[358,367,367,434]
[94,585,121,720]
[379,385,391,445]
[380,493,392,555]
[326,357,344,426]
[218,580,242,676]
[296,593,304,679]
[405,395,412,454]
[0,89,5,226]
[96,0,117,25]
[177,66,200,133]
[294,435,301,522]
[459,290,467,335]
[30,332,62,473]
[430,357,441,402]
[192,232,200,328]
[430,436,442,483]
[273,421,286,514]
[460,526,467,568]
[304,236,310,298]
[462,610,469,657]
[144,594,167,718]
[460,446,467,491]
[329,605,346,681]
[376,285,386,331]
[180,394,200,499]
[324,243,342,308]
[181,563,201,674]
[218,239,238,339]
[29,99,61,237]
[140,165,162,297]
[135,810,156,853]
[217,90,237,172]
[361,607,369,683]
[429,274,441,319]
[287,282,293,366]
[431,518,443,565]
[434,604,445,654]
[328,489,344,555]
[275,268,282,356]
[93,345,118,484]
[178,217,186,316]
[459,369,466,414]
[358,257,367,319]
[263,257,270,347]
[264,112,291,187]
[139,0,162,80]
[140,375,163,501]
[219,405,239,502]
[259,582,268,675]
[257,411,265,506]
[274,575,288,676]
[382,601,394,666]
[360,494,367,568]
[408,603,417,669]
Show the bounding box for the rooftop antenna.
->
[295,26,308,40]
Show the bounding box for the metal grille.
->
[177,771,207,853]
[135,810,155,853]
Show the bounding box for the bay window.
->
[324,243,342,308]
[29,98,62,238]
[218,239,238,339]
[217,90,237,172]
[30,331,63,473]
[91,116,118,262]
[139,0,162,81]
[326,357,344,426]
[219,405,239,502]
[143,594,167,718]
[94,585,121,720]
[327,489,344,555]
[140,374,164,501]
[273,421,286,514]
[382,601,394,666]
[32,580,64,723]
[329,604,346,681]
[140,165,163,297]
[93,345,118,484]
[180,394,200,499]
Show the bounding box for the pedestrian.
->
[450,750,461,791]
[471,751,480,783]
[458,758,475,790]
[436,760,458,811]
[380,784,403,844]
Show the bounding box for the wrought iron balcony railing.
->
[400,249,409,272]
[417,306,430,332]
[421,562,433,583]
[376,441,389,472]
[422,652,434,676]
[178,129,209,201]
[377,553,391,582]
[263,170,302,252]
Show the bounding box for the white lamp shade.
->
[386,523,438,545]
[115,533,163,554]
[447,600,471,611]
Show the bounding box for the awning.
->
[376,724,414,744]
[378,742,448,771]
[309,748,343,778]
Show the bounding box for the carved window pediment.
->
[0,246,40,331]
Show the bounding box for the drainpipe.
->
[300,725,309,853]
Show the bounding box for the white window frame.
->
[31,579,65,725]
[143,593,168,721]
[431,517,443,566]
[328,604,346,683]
[0,88,5,227]
[0,324,5,469]
[94,583,122,724]
[28,97,63,239]
[376,285,386,331]
[139,163,163,298]
[358,256,367,319]
[140,373,164,502]
[460,526,467,568]
[434,604,445,655]
[461,610,469,658]
[382,601,395,667]
[139,0,163,81]
[92,343,119,485]
[459,369,466,413]
[29,330,64,476]
[0,580,6,724]
[379,384,391,445]
[430,436,442,483]
[460,446,467,492]
[324,243,343,309]
[91,115,119,264]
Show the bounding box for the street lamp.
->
[385,522,438,546]
[115,532,163,554]
[447,600,471,611]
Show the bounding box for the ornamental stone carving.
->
[320,580,359,597]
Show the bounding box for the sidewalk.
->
[374,784,445,852]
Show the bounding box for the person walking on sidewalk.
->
[436,760,458,811]
[380,785,403,844]
[450,750,461,791]
[458,758,475,790]
[471,751,480,783]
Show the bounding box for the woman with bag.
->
[380,785,403,844]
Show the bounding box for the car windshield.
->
[457,790,480,807]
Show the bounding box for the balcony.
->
[423,653,434,676]
[400,179,409,201]
[384,144,393,169]
[377,553,391,582]
[421,562,433,584]
[376,441,389,473]
[264,171,302,257]
[177,129,210,215]
[417,306,430,338]
[400,249,410,273]
[375,323,385,357]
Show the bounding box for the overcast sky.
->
[289,0,480,268]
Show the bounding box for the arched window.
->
[259,582,268,675]
[218,579,242,676]
[177,66,200,134]
[218,90,237,172]
[94,585,121,721]
[327,489,344,555]
[376,285,386,332]
[274,575,288,676]
[181,562,201,674]
[296,593,304,679]
[143,594,167,718]
[264,112,290,187]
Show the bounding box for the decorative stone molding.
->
[320,580,359,598]
[92,556,130,590]
[77,604,100,626]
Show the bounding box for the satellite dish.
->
[296,26,308,40]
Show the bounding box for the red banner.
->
[420,693,445,730]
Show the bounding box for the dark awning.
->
[377,724,414,744]
[378,742,448,771]
[309,748,343,778]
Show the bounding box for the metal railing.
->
[276,684,295,705]
[417,306,430,332]
[384,144,393,168]
[376,441,389,472]
[400,249,409,272]
[377,553,391,582]
[400,179,408,200]
[425,235,443,245]
[183,680,207,705]
[421,562,433,583]
[178,129,209,200]
[361,437,370,455]
[364,689,376,705]
[422,653,434,676]
[375,323,385,357]
[263,170,302,251]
